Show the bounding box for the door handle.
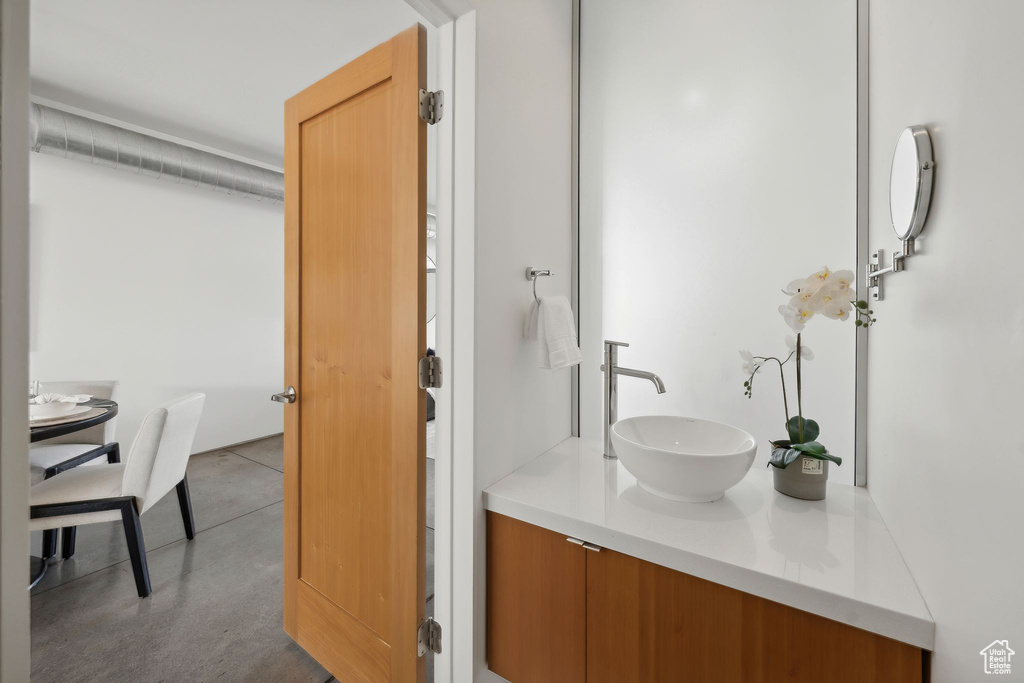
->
[271,386,297,404]
[567,537,602,552]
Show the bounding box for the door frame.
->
[0,3,477,682]
[0,0,31,679]
[0,0,31,681]
[402,3,476,681]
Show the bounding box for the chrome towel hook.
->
[525,267,553,303]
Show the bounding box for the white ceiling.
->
[31,0,434,167]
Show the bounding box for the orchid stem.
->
[752,355,792,426]
[753,351,795,365]
[796,333,804,442]
[778,362,790,426]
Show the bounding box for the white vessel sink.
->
[611,416,757,503]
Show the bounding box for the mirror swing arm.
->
[866,125,934,302]
[865,241,912,302]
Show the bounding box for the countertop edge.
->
[483,490,936,651]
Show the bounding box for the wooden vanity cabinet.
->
[486,512,587,683]
[487,513,924,683]
[586,546,923,682]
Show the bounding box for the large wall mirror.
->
[578,0,860,484]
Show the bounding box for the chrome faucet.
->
[601,340,666,459]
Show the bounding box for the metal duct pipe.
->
[29,103,284,204]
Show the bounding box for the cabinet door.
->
[587,548,922,683]
[486,513,587,683]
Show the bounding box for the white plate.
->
[29,404,92,423]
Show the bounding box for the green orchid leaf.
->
[790,441,843,466]
[791,441,827,456]
[816,452,843,466]
[768,446,803,469]
[786,417,820,443]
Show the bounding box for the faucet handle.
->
[603,340,629,369]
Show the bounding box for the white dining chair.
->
[30,380,121,484]
[31,380,121,560]
[29,393,205,598]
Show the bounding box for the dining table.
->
[30,398,118,442]
[28,398,119,588]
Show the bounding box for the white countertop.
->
[483,437,934,650]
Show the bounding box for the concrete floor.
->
[31,430,436,682]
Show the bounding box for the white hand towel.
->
[525,296,582,370]
[524,300,541,341]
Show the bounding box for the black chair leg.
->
[60,527,77,559]
[107,443,121,464]
[40,469,59,560]
[120,502,151,598]
[42,530,57,559]
[176,475,196,540]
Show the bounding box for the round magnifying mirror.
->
[426,256,436,323]
[889,126,934,241]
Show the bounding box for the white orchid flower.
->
[780,267,859,331]
[808,280,848,310]
[821,298,853,321]
[783,278,811,296]
[810,266,834,284]
[806,282,851,319]
[739,350,761,375]
[785,335,814,360]
[789,290,815,310]
[779,303,812,333]
[783,276,824,298]
[832,269,857,301]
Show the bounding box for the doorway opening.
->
[22,3,455,682]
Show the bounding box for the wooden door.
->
[486,513,587,683]
[283,25,427,683]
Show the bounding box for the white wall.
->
[579,0,859,483]
[31,0,432,168]
[867,2,1024,680]
[470,0,573,678]
[29,145,284,454]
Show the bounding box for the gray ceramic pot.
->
[772,453,829,500]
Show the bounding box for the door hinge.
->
[417,617,442,656]
[419,89,444,125]
[418,355,443,389]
